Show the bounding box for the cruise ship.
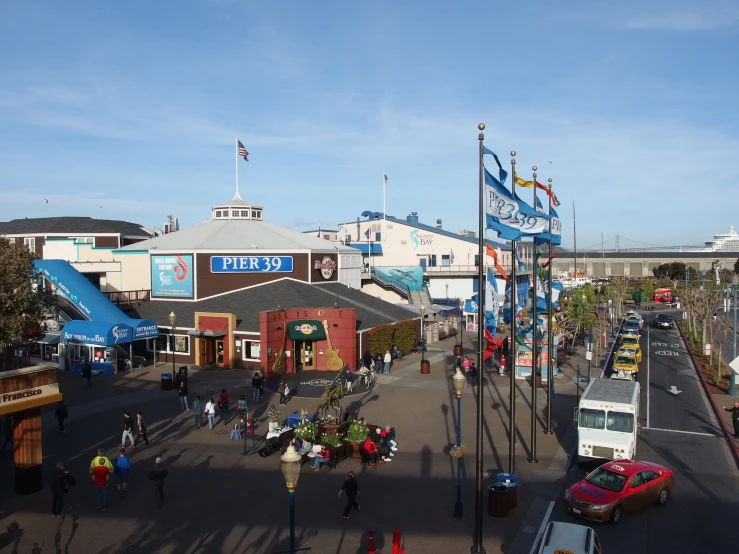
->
[700,226,739,252]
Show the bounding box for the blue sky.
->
[1,0,738,250]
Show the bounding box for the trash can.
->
[161,372,173,391]
[488,484,509,517]
[497,473,518,508]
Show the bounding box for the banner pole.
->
[529,166,538,464]
[546,179,555,435]
[509,151,517,476]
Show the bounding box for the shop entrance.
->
[216,340,225,367]
[199,339,215,366]
[292,340,315,372]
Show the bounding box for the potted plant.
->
[317,414,340,438]
[294,420,318,443]
[344,419,370,458]
[321,432,346,462]
[449,443,468,459]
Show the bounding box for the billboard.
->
[210,256,293,273]
[151,255,194,298]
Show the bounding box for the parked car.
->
[533,521,602,554]
[563,460,675,525]
[654,314,674,329]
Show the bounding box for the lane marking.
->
[528,500,556,554]
[642,426,719,437]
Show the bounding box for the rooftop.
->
[128,279,418,332]
[0,217,152,237]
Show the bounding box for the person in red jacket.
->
[361,437,381,467]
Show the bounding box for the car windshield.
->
[585,467,628,492]
[606,411,634,433]
[579,408,605,429]
[624,322,639,329]
[615,356,634,365]
[657,315,672,321]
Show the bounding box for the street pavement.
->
[0,331,600,554]
[547,309,739,554]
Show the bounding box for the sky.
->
[1,0,738,250]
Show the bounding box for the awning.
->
[37,334,61,345]
[346,243,383,255]
[187,329,228,338]
[286,320,326,340]
[61,320,132,345]
[129,319,160,339]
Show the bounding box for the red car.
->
[563,460,675,524]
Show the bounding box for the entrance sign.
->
[151,255,193,298]
[210,256,293,273]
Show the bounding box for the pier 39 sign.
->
[210,256,294,273]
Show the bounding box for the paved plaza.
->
[0,332,598,554]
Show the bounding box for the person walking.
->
[113,448,131,498]
[54,401,68,433]
[338,470,360,520]
[723,402,739,438]
[91,457,110,511]
[89,449,114,474]
[383,349,392,374]
[192,395,203,430]
[205,397,216,429]
[217,389,231,425]
[148,457,169,509]
[463,356,471,387]
[136,412,149,446]
[362,350,373,373]
[121,412,135,449]
[178,382,189,411]
[469,362,478,387]
[251,372,263,402]
[51,462,75,517]
[278,380,289,406]
[237,394,248,419]
[81,360,92,389]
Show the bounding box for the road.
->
[546,310,739,554]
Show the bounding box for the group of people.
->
[121,411,149,448]
[360,346,403,375]
[455,356,478,386]
[361,426,398,468]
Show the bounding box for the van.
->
[534,521,602,554]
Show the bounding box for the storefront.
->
[61,320,132,375]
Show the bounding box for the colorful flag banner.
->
[482,146,508,184]
[485,168,551,241]
[534,206,562,247]
[485,245,510,282]
[484,267,499,336]
[502,275,530,324]
[237,140,249,161]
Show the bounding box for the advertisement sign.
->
[516,351,549,367]
[245,419,254,437]
[61,321,131,345]
[151,255,193,298]
[0,383,61,411]
[314,256,336,280]
[210,256,293,273]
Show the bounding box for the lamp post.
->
[452,368,465,519]
[729,275,738,396]
[420,304,430,373]
[455,298,464,357]
[280,444,302,554]
[168,311,176,378]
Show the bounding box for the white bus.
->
[574,379,640,462]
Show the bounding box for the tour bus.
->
[574,379,640,462]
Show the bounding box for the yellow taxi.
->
[619,343,642,363]
[619,333,640,350]
[612,348,639,379]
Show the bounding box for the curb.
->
[676,321,739,468]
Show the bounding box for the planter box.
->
[317,423,347,439]
[343,440,362,459]
[328,444,347,463]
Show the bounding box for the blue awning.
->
[129,319,160,339]
[346,243,383,255]
[61,320,132,345]
[464,298,479,314]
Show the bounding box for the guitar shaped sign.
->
[272,324,289,375]
[322,320,344,370]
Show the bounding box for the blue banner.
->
[210,256,294,273]
[485,169,551,241]
[534,207,562,246]
[61,320,132,345]
[502,275,530,324]
[484,267,499,335]
[151,255,193,298]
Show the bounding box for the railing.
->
[103,290,151,307]
[424,264,521,275]
[369,269,412,298]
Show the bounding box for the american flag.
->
[383,173,388,184]
[237,140,249,161]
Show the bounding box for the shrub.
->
[321,433,344,447]
[294,420,318,441]
[368,319,417,355]
[345,419,369,442]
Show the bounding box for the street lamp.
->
[168,311,176,378]
[452,368,465,519]
[730,275,738,396]
[420,304,430,373]
[280,444,302,554]
[456,298,464,356]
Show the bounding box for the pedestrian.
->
[91,457,110,511]
[463,356,471,386]
[217,389,231,425]
[205,397,216,429]
[54,400,68,433]
[51,462,76,517]
[148,457,169,509]
[278,380,288,405]
[192,395,203,430]
[136,412,149,446]
[454,356,462,371]
[469,362,478,387]
[0,415,12,453]
[178,382,189,411]
[502,337,509,358]
[251,372,263,402]
[723,402,739,438]
[338,470,360,520]
[81,359,92,389]
[383,349,392,374]
[362,350,373,372]
[89,448,113,473]
[237,394,248,419]
[121,412,135,449]
[113,448,131,498]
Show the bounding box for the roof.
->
[539,521,595,554]
[0,217,151,237]
[581,379,638,404]
[597,460,658,476]
[212,196,263,210]
[117,218,359,252]
[127,279,418,332]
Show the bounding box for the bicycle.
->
[361,371,377,390]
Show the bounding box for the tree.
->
[652,261,699,281]
[610,277,629,317]
[0,238,55,343]
[712,315,731,381]
[695,287,724,349]
[734,257,739,275]
[638,279,655,301]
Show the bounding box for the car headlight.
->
[590,504,608,510]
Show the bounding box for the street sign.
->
[704,344,711,356]
[245,419,254,437]
[729,356,739,375]
[585,351,592,361]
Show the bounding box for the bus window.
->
[579,409,605,429]
[606,411,634,433]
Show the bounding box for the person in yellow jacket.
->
[89,448,113,473]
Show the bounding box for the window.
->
[346,234,352,242]
[375,232,381,242]
[323,235,330,240]
[240,210,249,218]
[641,470,658,483]
[147,334,189,354]
[606,411,634,433]
[474,254,479,266]
[429,255,437,267]
[75,237,94,244]
[441,254,450,267]
[579,408,606,429]
[24,238,35,253]
[242,340,260,361]
[251,210,262,219]
[232,210,239,217]
[215,210,222,218]
[584,467,628,492]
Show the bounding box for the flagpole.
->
[546,178,554,435]
[383,173,386,242]
[473,124,486,554]
[529,166,538,464]
[235,137,239,199]
[509,151,517,476]
[573,202,577,280]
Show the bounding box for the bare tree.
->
[695,288,724,350]
[713,315,731,379]
[610,277,629,317]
